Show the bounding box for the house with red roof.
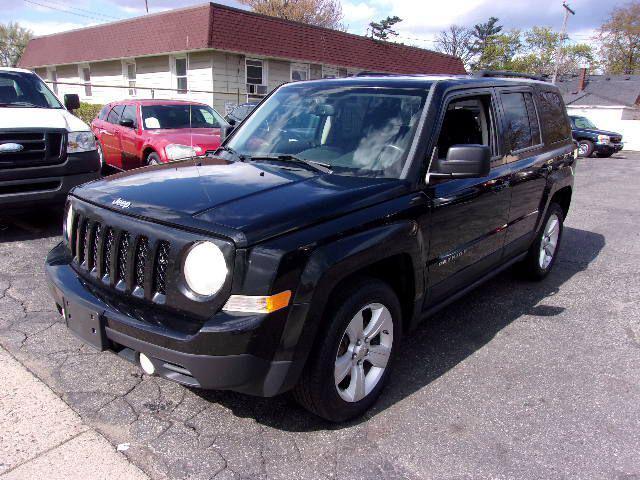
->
[19,2,466,113]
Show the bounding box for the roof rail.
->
[355,71,400,77]
[473,70,547,82]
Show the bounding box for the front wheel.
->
[577,140,594,157]
[146,152,161,166]
[517,203,564,280]
[293,277,401,422]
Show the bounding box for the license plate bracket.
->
[63,297,107,351]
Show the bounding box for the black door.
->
[422,89,512,308]
[496,87,551,258]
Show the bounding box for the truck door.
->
[423,89,512,307]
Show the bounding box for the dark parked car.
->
[570,115,623,158]
[46,73,576,421]
[224,102,257,126]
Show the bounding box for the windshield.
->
[226,84,429,178]
[573,116,597,129]
[0,71,62,108]
[141,104,225,129]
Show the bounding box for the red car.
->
[91,99,226,170]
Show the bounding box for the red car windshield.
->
[141,104,224,130]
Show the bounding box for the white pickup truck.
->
[0,67,100,212]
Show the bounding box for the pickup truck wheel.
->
[518,203,564,280]
[146,152,160,166]
[292,277,401,422]
[577,140,594,157]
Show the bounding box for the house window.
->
[174,56,187,94]
[80,65,91,96]
[246,59,267,95]
[291,63,309,82]
[47,68,57,94]
[124,61,136,96]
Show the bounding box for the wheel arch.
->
[550,185,572,219]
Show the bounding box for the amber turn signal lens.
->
[222,290,292,313]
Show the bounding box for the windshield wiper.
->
[214,145,246,161]
[249,155,333,174]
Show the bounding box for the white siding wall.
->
[88,60,125,104]
[567,105,640,151]
[185,51,214,106]
[268,59,290,91]
[53,64,83,100]
[136,55,172,100]
[212,51,245,114]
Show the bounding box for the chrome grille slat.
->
[83,221,91,268]
[102,228,114,281]
[91,223,102,272]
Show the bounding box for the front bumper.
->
[0,151,100,211]
[595,142,624,154]
[45,242,293,396]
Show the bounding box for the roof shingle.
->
[19,2,466,75]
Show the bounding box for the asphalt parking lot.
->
[1,153,639,479]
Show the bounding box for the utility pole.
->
[552,1,575,84]
[144,0,149,13]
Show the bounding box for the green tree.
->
[510,27,596,76]
[0,22,33,67]
[597,1,640,74]
[369,16,403,41]
[477,30,522,70]
[470,16,503,69]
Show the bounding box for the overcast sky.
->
[6,0,627,47]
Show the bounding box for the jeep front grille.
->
[70,215,172,302]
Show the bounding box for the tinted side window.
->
[538,91,571,143]
[501,92,534,152]
[121,105,137,128]
[106,104,124,124]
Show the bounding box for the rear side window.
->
[121,105,137,128]
[538,91,571,143]
[500,92,540,153]
[106,105,124,124]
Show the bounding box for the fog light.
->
[139,353,155,375]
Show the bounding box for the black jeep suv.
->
[46,73,576,421]
[570,115,623,158]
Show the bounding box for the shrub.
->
[73,102,103,125]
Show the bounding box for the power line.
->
[23,0,121,22]
[41,0,122,20]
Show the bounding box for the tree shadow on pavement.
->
[194,226,605,431]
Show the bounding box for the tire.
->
[292,277,402,422]
[577,140,594,158]
[517,203,564,280]
[595,151,614,158]
[146,152,160,166]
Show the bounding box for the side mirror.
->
[64,94,80,111]
[430,145,490,179]
[221,124,235,140]
[119,118,135,128]
[226,117,237,126]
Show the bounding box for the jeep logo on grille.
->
[112,198,131,209]
[0,143,24,154]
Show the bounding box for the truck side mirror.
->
[64,94,80,111]
[429,145,490,179]
[119,118,135,128]
[221,124,235,140]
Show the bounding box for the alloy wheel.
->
[334,303,393,403]
[539,213,560,269]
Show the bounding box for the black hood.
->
[573,127,622,138]
[73,158,407,246]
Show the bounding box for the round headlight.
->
[64,204,74,241]
[183,241,227,297]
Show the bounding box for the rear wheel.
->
[517,203,564,280]
[577,140,594,157]
[293,277,401,422]
[146,152,160,166]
